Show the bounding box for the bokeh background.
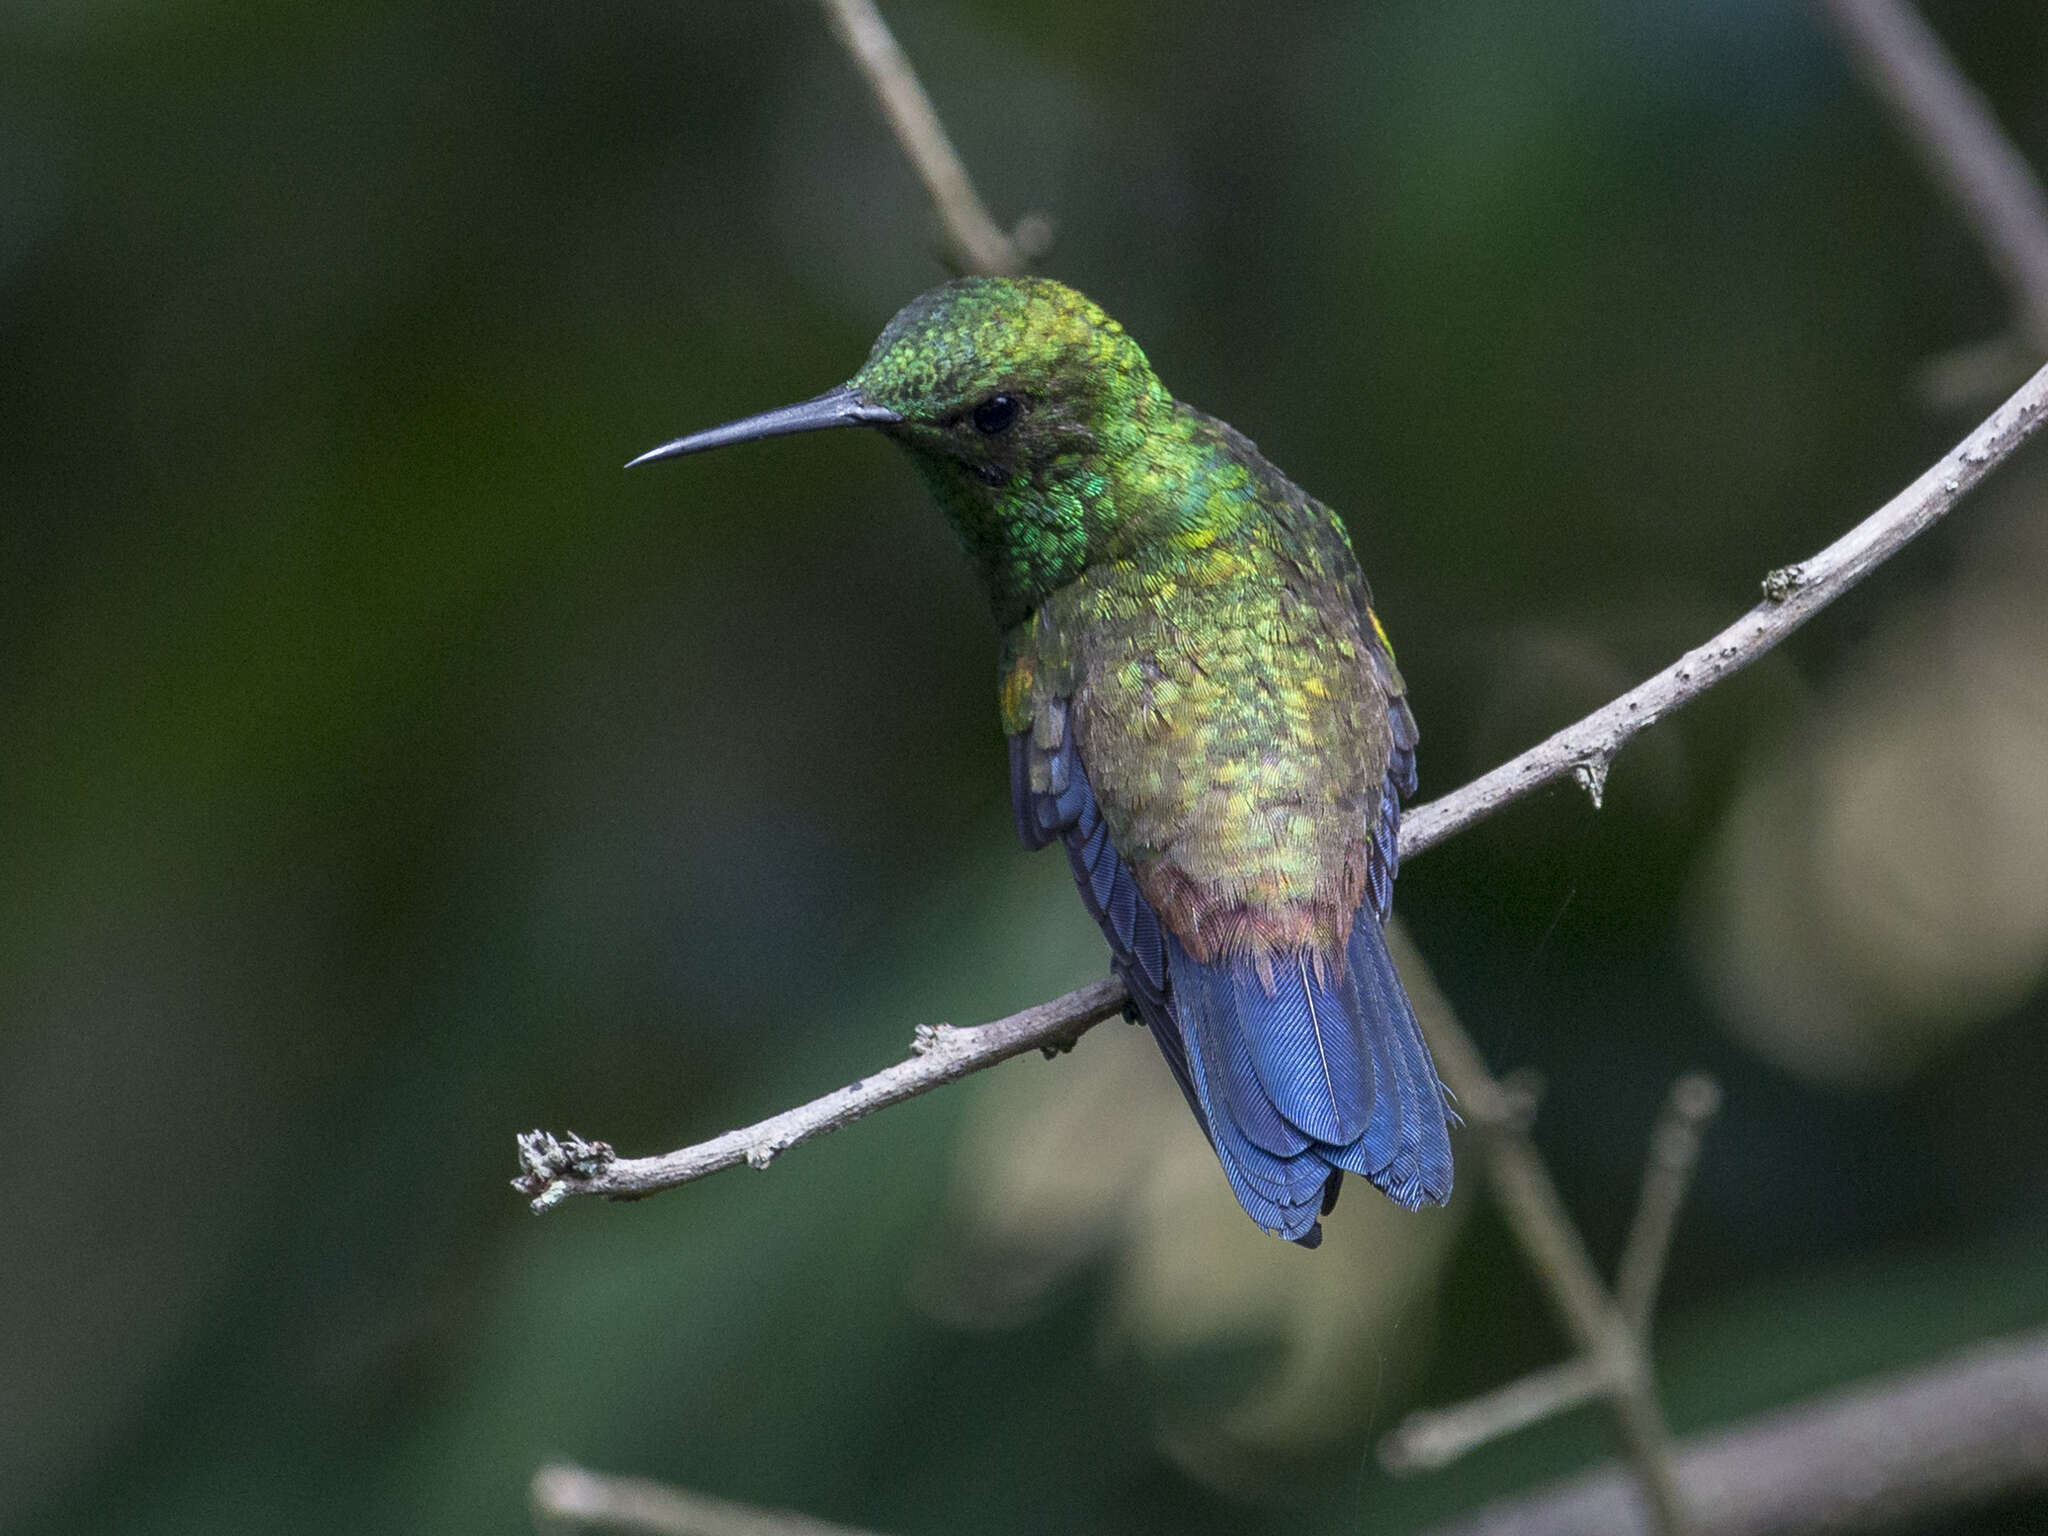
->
[7,1,2048,1532]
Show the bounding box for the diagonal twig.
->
[1395,354,2048,858]
[818,0,1031,276]
[1381,1359,1607,1476]
[1815,0,2048,346]
[1616,1074,1723,1331]
[514,981,1125,1209]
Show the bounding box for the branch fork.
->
[1380,1073,1725,1483]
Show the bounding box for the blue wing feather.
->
[1175,1005,1330,1241]
[1009,734,1056,852]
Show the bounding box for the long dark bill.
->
[626,383,901,468]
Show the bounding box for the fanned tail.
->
[1166,912,1453,1244]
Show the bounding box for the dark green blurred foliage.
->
[4,2,2048,1533]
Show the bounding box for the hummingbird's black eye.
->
[971,394,1020,435]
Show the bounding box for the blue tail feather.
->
[1171,981,1329,1241]
[1352,916,1454,1205]
[1234,952,1374,1146]
[1166,915,1453,1234]
[1175,959,1312,1159]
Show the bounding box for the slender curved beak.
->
[626,383,902,468]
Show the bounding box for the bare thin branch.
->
[516,360,2048,1216]
[532,1463,884,1536]
[1420,1326,2048,1536]
[1616,1074,1723,1330]
[1398,356,2048,858]
[513,980,1126,1208]
[818,0,1026,276]
[1376,1071,1722,1477]
[1816,0,2048,345]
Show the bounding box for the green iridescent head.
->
[852,276,1165,472]
[630,277,1175,624]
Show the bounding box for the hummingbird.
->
[631,277,1452,1245]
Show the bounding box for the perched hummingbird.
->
[632,277,1452,1245]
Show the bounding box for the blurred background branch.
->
[1420,1326,2048,1536]
[1815,0,2048,409]
[817,0,1042,276]
[1379,1072,1723,1478]
[532,1325,2048,1536]
[1616,1076,1724,1330]
[1393,944,1700,1534]
[532,1463,883,1536]
[1815,0,2048,351]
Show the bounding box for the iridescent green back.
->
[1012,408,1407,969]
